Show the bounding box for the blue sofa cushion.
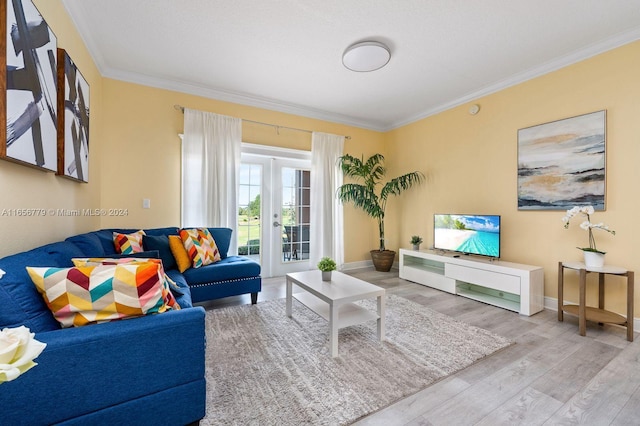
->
[110,250,161,260]
[66,230,116,257]
[0,242,84,332]
[143,234,177,270]
[208,227,232,259]
[165,270,193,308]
[67,228,179,258]
[111,227,179,238]
[137,227,180,237]
[182,256,260,284]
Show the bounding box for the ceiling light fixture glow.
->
[342,41,390,72]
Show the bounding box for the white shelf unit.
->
[399,249,544,316]
[293,292,379,328]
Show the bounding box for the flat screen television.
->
[434,214,501,258]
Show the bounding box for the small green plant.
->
[317,257,337,272]
[410,235,423,245]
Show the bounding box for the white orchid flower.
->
[562,205,615,252]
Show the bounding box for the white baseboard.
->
[544,296,639,330]
[341,260,399,271]
[341,260,373,271]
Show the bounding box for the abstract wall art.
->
[517,110,606,210]
[1,0,58,171]
[57,48,89,182]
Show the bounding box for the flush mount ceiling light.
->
[342,41,391,72]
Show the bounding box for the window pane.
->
[238,162,262,264]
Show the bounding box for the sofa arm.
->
[0,307,206,426]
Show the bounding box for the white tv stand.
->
[399,249,544,316]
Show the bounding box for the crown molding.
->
[60,0,640,134]
[385,27,640,131]
[103,67,388,133]
[61,0,385,132]
[61,0,108,72]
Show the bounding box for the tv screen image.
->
[434,214,501,258]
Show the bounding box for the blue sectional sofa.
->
[66,227,262,305]
[0,227,261,425]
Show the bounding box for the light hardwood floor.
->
[196,268,640,425]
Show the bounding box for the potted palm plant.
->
[337,153,424,272]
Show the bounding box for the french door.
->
[239,146,311,277]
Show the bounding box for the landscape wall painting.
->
[517,110,606,211]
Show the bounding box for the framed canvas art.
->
[57,49,89,182]
[0,0,58,171]
[517,110,606,210]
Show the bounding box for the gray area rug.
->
[201,295,512,425]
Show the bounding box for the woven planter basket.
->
[370,250,396,272]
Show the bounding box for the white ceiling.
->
[62,0,640,131]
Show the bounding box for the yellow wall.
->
[99,79,385,262]
[387,41,640,315]
[0,0,103,256]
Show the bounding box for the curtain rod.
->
[174,104,350,140]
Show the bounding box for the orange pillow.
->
[169,235,191,273]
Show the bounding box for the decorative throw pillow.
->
[169,235,192,273]
[142,234,177,270]
[27,263,169,328]
[113,230,146,254]
[179,228,221,268]
[72,257,180,311]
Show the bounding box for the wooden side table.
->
[558,261,634,342]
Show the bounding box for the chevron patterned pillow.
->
[72,257,181,310]
[179,228,221,268]
[113,230,146,254]
[27,263,169,328]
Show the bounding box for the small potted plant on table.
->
[317,257,337,281]
[410,235,423,250]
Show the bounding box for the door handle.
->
[273,221,281,227]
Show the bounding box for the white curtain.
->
[182,108,242,254]
[310,132,345,269]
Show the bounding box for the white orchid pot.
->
[584,251,605,268]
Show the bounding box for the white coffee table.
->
[285,270,386,357]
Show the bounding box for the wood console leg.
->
[579,268,587,336]
[558,262,564,322]
[598,273,605,325]
[627,271,634,342]
[598,273,605,309]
